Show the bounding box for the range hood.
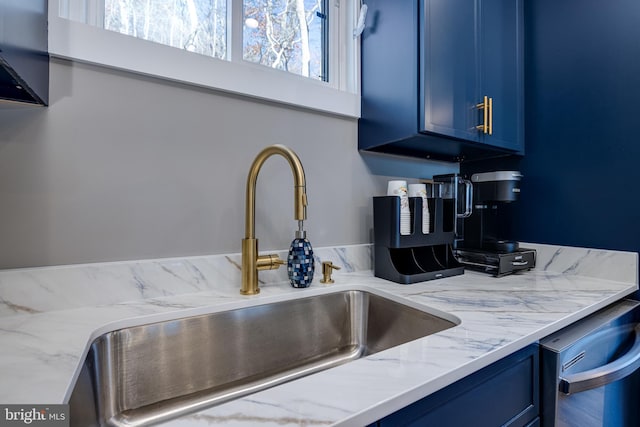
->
[0,0,48,105]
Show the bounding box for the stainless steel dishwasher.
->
[541,299,640,426]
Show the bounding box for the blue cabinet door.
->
[377,344,539,427]
[358,0,524,161]
[479,0,524,152]
[420,0,524,153]
[421,0,479,143]
[359,0,420,150]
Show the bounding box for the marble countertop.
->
[0,243,637,426]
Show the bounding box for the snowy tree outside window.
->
[243,0,327,81]
[102,0,327,81]
[104,0,227,59]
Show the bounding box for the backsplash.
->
[0,242,635,318]
[0,244,372,317]
[522,242,638,283]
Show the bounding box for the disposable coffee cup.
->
[387,180,410,235]
[387,180,408,196]
[408,183,427,198]
[408,183,430,234]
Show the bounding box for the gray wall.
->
[0,58,456,269]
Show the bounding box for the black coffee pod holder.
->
[373,196,463,284]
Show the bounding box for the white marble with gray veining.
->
[0,245,372,317]
[0,243,637,426]
[522,242,637,282]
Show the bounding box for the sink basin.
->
[69,288,459,426]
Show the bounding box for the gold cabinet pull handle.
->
[488,97,493,135]
[476,95,488,134]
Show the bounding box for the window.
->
[100,0,326,81]
[243,0,327,81]
[51,0,359,116]
[103,0,228,60]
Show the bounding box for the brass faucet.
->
[241,145,307,295]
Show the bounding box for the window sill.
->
[48,16,361,118]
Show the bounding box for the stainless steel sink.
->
[69,289,459,426]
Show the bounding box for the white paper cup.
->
[387,180,408,196]
[408,183,427,198]
[388,181,411,235]
[408,183,429,234]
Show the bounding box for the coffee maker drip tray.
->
[480,240,520,253]
[455,247,536,277]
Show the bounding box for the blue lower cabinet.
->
[525,417,540,427]
[377,344,539,427]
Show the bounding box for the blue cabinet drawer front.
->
[379,344,539,427]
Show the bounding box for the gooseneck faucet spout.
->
[241,144,308,295]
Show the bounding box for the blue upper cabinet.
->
[0,0,49,105]
[421,0,478,142]
[478,0,524,151]
[359,0,524,162]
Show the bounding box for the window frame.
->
[49,0,361,117]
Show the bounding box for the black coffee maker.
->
[455,171,536,276]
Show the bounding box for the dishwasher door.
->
[541,299,640,427]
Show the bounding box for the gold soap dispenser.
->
[320,261,341,284]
